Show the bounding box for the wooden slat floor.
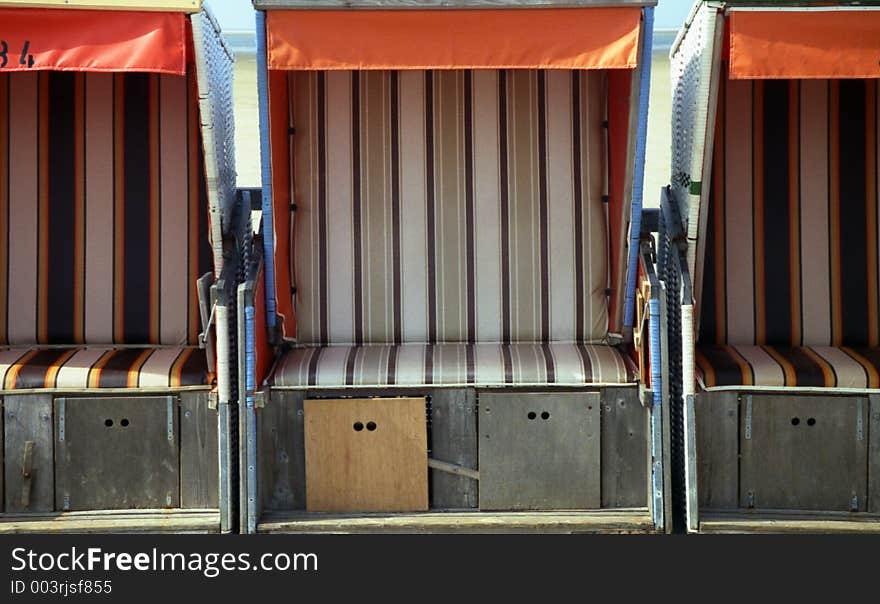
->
[0,509,221,534]
[258,508,655,534]
[699,510,880,534]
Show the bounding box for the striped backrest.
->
[0,70,212,346]
[700,75,880,347]
[292,69,609,345]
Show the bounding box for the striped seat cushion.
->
[292,69,608,345]
[0,70,212,346]
[0,347,211,390]
[697,345,880,390]
[701,76,880,347]
[270,343,636,388]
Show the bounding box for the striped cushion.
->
[0,70,212,346]
[270,343,636,388]
[701,76,880,347]
[697,345,880,390]
[292,69,608,345]
[0,347,210,390]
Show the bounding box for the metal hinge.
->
[254,391,267,409]
[851,495,860,512]
[58,400,66,442]
[746,490,755,509]
[167,398,175,442]
[208,392,219,410]
[744,396,752,440]
[857,399,864,441]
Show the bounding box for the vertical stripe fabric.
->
[0,69,212,346]
[292,69,608,346]
[700,75,880,349]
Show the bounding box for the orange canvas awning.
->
[266,8,642,71]
[730,9,880,79]
[0,8,187,74]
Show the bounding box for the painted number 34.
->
[0,40,35,69]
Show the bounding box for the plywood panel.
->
[740,395,867,512]
[304,397,428,512]
[479,392,600,510]
[430,389,477,509]
[868,395,880,513]
[695,391,739,509]
[55,397,179,511]
[4,394,53,512]
[180,391,218,508]
[600,387,647,508]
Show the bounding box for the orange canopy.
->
[730,9,880,79]
[266,8,642,71]
[0,8,187,74]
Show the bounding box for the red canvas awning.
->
[0,8,187,74]
[266,8,643,71]
[730,9,880,79]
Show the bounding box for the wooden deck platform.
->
[699,511,880,534]
[0,509,221,534]
[258,509,655,534]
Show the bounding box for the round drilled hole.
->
[121,418,130,427]
[366,421,377,431]
[791,417,800,426]
[541,411,550,420]
[104,419,113,427]
[807,417,816,426]
[527,411,537,420]
[353,422,364,432]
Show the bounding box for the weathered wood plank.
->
[699,511,880,534]
[258,509,655,534]
[180,391,219,509]
[430,389,477,509]
[695,391,738,509]
[54,397,180,511]
[258,390,305,510]
[4,394,53,513]
[601,387,647,508]
[740,394,867,512]
[304,398,428,512]
[0,510,220,534]
[479,392,601,510]
[869,395,880,513]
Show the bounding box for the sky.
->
[207,0,695,32]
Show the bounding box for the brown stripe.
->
[386,344,398,385]
[867,82,879,348]
[424,343,434,385]
[695,349,716,387]
[801,346,836,387]
[44,348,78,388]
[842,347,880,388]
[4,349,39,389]
[724,345,754,386]
[464,70,476,344]
[0,75,8,345]
[73,74,86,343]
[499,70,511,344]
[14,349,68,389]
[538,71,550,342]
[344,344,358,386]
[87,349,115,388]
[829,81,842,346]
[307,346,323,387]
[149,75,161,343]
[390,71,402,344]
[714,75,727,343]
[96,349,145,388]
[572,71,585,342]
[501,343,513,384]
[187,69,201,345]
[169,347,192,387]
[540,342,555,383]
[351,72,363,345]
[317,72,329,344]
[575,343,593,383]
[37,72,49,344]
[177,347,207,386]
[113,74,125,343]
[127,348,154,388]
[761,345,797,386]
[788,81,802,345]
[752,81,766,344]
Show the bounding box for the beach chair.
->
[665,0,880,533]
[239,0,668,533]
[0,1,237,533]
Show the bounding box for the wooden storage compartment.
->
[740,395,868,512]
[478,392,601,510]
[303,397,428,512]
[54,396,180,511]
